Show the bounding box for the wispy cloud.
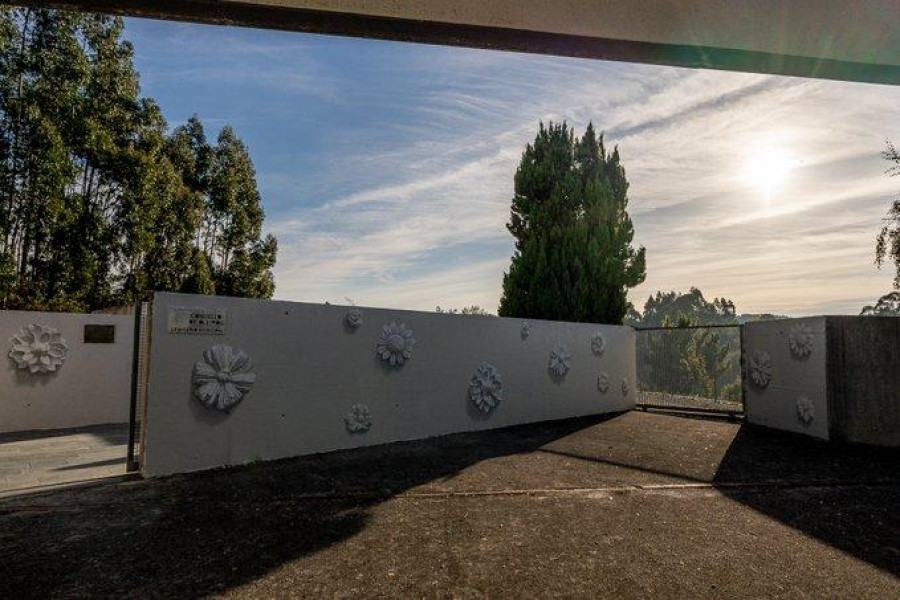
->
[125,18,900,316]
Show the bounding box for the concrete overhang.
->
[27,0,900,85]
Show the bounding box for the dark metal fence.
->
[126,301,151,472]
[635,325,743,415]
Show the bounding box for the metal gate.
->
[634,324,744,416]
[126,301,152,472]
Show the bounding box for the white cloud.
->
[130,21,900,316]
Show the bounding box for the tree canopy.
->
[628,287,737,327]
[0,8,276,312]
[498,122,645,323]
[876,140,900,288]
[860,291,900,316]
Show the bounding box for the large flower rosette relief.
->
[469,362,502,414]
[192,344,257,412]
[376,321,415,368]
[9,324,68,374]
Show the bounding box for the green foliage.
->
[628,287,737,327]
[498,122,646,324]
[435,305,492,315]
[633,291,741,403]
[877,140,900,287]
[0,8,277,312]
[860,291,900,316]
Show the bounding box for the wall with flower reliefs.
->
[0,310,134,433]
[142,293,636,476]
[742,317,829,440]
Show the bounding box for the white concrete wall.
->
[1,310,134,433]
[142,293,636,476]
[743,317,829,440]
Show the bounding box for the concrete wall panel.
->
[142,293,635,476]
[743,317,828,440]
[0,310,134,433]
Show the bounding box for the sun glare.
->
[744,145,796,197]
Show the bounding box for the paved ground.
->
[1,411,899,598]
[0,423,127,494]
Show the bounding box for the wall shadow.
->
[0,422,128,446]
[713,423,900,577]
[1,413,619,598]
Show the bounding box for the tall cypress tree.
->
[498,121,645,324]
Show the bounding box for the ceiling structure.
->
[29,0,900,85]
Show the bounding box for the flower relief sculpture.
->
[597,372,610,393]
[796,395,815,426]
[345,403,372,433]
[548,342,571,378]
[376,321,415,368]
[469,362,502,414]
[345,308,363,330]
[788,323,813,358]
[621,377,630,396]
[521,320,531,340]
[748,350,772,388]
[8,324,68,374]
[591,331,606,356]
[192,345,257,412]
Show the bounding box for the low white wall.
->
[143,293,636,476]
[743,317,828,440]
[1,310,134,433]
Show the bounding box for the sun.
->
[744,145,796,197]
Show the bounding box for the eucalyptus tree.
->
[0,7,277,311]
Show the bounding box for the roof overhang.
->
[27,0,900,85]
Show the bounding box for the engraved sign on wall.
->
[167,307,227,335]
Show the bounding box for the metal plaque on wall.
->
[167,307,227,335]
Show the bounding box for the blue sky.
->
[125,17,900,316]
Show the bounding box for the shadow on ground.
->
[715,425,900,579]
[1,411,899,597]
[0,414,617,597]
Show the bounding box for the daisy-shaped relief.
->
[192,344,257,412]
[548,343,571,378]
[748,350,772,388]
[796,396,815,426]
[376,321,415,368]
[345,308,363,330]
[591,331,606,356]
[469,362,502,414]
[345,403,372,433]
[8,324,68,374]
[788,323,813,358]
[597,372,610,393]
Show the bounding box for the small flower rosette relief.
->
[192,344,257,412]
[521,321,531,340]
[548,343,571,378]
[376,321,415,368]
[345,403,372,433]
[748,350,772,388]
[591,331,606,356]
[469,362,502,414]
[597,372,610,394]
[796,395,815,426]
[345,308,363,330]
[8,323,68,374]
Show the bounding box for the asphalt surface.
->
[1,411,899,598]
